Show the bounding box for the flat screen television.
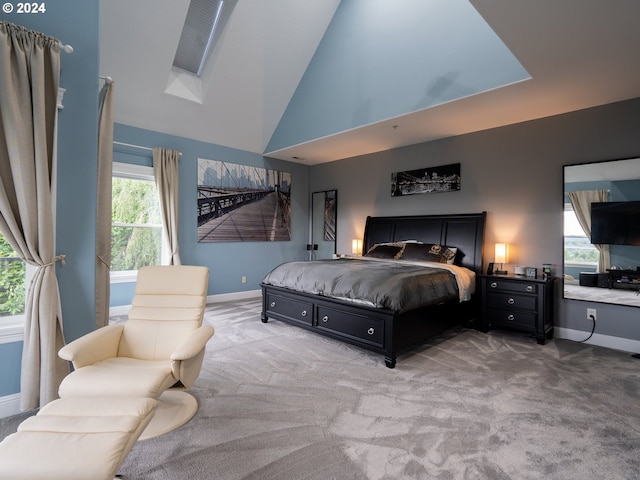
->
[590,201,640,246]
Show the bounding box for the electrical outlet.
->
[587,308,597,322]
[241,275,247,284]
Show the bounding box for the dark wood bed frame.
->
[260,212,486,368]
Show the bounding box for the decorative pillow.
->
[433,244,458,264]
[364,243,404,259]
[399,243,458,264]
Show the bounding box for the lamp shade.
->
[494,243,508,264]
[352,239,363,255]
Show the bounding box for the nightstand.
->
[478,274,556,344]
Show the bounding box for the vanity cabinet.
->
[479,274,556,344]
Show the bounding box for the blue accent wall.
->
[110,123,310,307]
[0,341,22,397]
[0,0,100,400]
[266,0,529,153]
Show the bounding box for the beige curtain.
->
[152,148,181,265]
[95,80,114,328]
[567,189,610,272]
[0,22,69,409]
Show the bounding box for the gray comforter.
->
[262,258,460,313]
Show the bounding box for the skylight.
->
[172,0,234,77]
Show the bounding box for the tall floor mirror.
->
[311,190,337,260]
[563,156,640,307]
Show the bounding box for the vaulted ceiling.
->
[100,0,640,165]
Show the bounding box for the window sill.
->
[0,318,24,344]
[565,261,598,269]
[110,271,138,284]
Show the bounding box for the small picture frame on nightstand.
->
[525,267,537,278]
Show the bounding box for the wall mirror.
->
[311,190,337,260]
[563,157,640,307]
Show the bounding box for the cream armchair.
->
[58,265,213,438]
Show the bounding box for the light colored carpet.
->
[2,298,639,479]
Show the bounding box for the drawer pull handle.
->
[507,314,515,321]
[322,315,329,323]
[507,298,515,305]
[490,282,498,288]
[526,285,533,292]
[301,310,307,317]
[270,301,276,308]
[367,327,375,335]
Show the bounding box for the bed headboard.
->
[362,212,486,273]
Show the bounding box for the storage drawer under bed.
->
[265,292,313,326]
[315,305,384,347]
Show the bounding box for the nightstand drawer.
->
[486,279,537,294]
[266,293,313,325]
[479,275,556,345]
[316,306,384,347]
[487,292,537,311]
[487,308,536,330]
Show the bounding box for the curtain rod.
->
[113,141,182,156]
[100,75,113,84]
[58,42,73,54]
[113,141,152,152]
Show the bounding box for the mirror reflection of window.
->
[563,157,640,307]
[563,204,598,268]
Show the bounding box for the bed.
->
[260,212,486,368]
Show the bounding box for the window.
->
[111,163,163,283]
[564,204,598,265]
[0,232,34,339]
[165,0,237,103]
[172,0,236,77]
[0,233,25,319]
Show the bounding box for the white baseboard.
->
[109,289,262,317]
[207,289,261,303]
[0,393,21,419]
[555,327,640,354]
